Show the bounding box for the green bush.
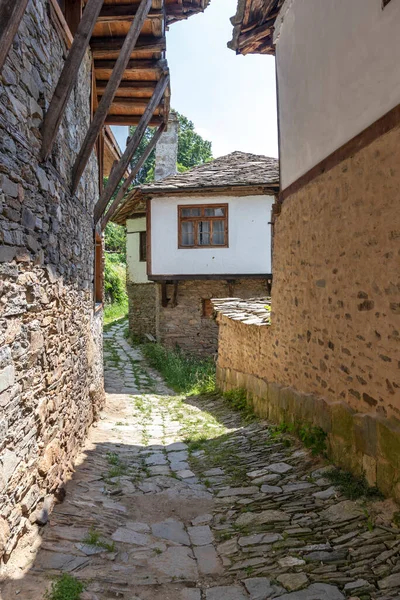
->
[142,343,215,395]
[45,574,84,600]
[104,253,127,305]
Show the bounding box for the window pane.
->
[212,221,225,245]
[204,207,225,217]
[199,221,210,245]
[181,221,194,246]
[181,207,201,217]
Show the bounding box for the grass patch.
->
[104,300,128,327]
[82,526,115,552]
[270,421,327,456]
[223,388,256,423]
[326,467,383,500]
[142,343,216,395]
[45,574,84,600]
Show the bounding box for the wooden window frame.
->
[139,231,147,262]
[177,204,229,249]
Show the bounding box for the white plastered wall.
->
[150,195,274,276]
[275,0,400,188]
[126,217,149,284]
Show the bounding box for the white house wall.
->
[126,217,148,284]
[275,0,400,188]
[150,195,274,276]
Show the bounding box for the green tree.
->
[129,110,212,184]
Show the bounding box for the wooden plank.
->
[49,0,74,50]
[97,81,157,98]
[71,0,154,192]
[91,35,166,58]
[98,6,163,19]
[64,0,82,36]
[40,0,104,161]
[93,74,169,223]
[101,123,165,229]
[0,0,30,74]
[104,115,163,126]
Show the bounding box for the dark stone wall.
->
[0,0,104,560]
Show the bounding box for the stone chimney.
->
[154,112,179,181]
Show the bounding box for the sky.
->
[112,0,278,160]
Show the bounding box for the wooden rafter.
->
[71,0,153,192]
[101,122,165,229]
[0,0,30,74]
[40,0,104,161]
[93,73,169,223]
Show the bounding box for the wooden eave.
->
[112,182,280,225]
[87,0,208,125]
[228,0,284,56]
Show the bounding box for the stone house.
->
[219,0,400,498]
[113,125,279,356]
[0,0,207,562]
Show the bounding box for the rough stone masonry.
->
[0,0,104,561]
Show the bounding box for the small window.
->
[139,231,147,262]
[202,299,214,318]
[178,204,228,249]
[382,0,392,6]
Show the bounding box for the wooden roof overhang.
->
[228,0,284,55]
[0,0,209,225]
[91,0,170,127]
[113,182,280,224]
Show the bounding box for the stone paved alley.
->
[1,322,400,599]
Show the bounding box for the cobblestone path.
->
[2,322,400,599]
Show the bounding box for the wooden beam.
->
[93,74,169,223]
[90,35,166,58]
[64,0,82,36]
[98,5,162,19]
[40,0,104,161]
[101,123,165,229]
[71,0,153,192]
[104,115,163,126]
[0,0,30,74]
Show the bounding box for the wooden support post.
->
[171,281,179,308]
[101,123,165,230]
[161,281,169,308]
[93,74,169,224]
[71,0,153,192]
[40,0,104,161]
[0,0,30,74]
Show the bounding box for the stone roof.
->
[211,297,272,326]
[113,151,279,224]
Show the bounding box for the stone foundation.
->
[127,282,157,339]
[157,279,269,356]
[0,0,104,560]
[215,120,400,499]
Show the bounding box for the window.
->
[178,204,228,248]
[382,0,392,6]
[139,231,147,262]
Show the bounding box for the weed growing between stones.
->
[223,388,256,423]
[82,526,115,552]
[326,467,384,500]
[270,421,327,456]
[44,573,84,600]
[142,343,216,395]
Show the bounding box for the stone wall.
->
[215,122,400,499]
[157,279,269,356]
[127,282,157,339]
[0,0,104,560]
